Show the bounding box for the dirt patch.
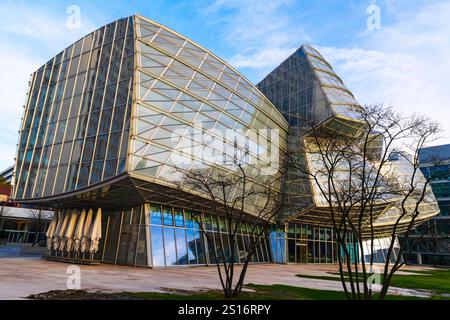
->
[27,290,144,300]
[26,287,214,300]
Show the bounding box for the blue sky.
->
[1,0,449,170]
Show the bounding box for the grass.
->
[28,283,439,300]
[28,286,348,300]
[296,268,450,296]
[28,267,450,300]
[130,284,351,300]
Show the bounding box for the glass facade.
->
[98,202,272,267]
[148,203,271,267]
[130,16,288,217]
[14,14,288,219]
[420,146,450,216]
[101,205,148,266]
[256,45,368,221]
[286,223,338,263]
[257,45,440,237]
[13,16,441,267]
[257,45,363,130]
[270,223,395,264]
[402,144,450,265]
[99,202,368,266]
[14,17,134,200]
[402,217,450,266]
[15,15,289,267]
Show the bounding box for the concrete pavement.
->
[0,257,439,299]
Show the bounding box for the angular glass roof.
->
[135,15,288,131]
[301,45,364,124]
[129,15,288,217]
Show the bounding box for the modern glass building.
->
[402,144,450,265]
[12,15,288,266]
[12,15,440,267]
[257,45,440,263]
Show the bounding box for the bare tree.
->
[29,209,53,247]
[174,160,283,298]
[289,104,441,300]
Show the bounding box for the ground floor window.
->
[279,223,339,264]
[0,218,49,245]
[278,223,368,264]
[269,229,285,263]
[360,237,401,264]
[99,204,403,267]
[148,203,271,267]
[101,205,148,266]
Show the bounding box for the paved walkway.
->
[0,257,438,299]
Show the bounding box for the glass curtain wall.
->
[131,15,288,217]
[101,204,148,266]
[101,205,370,267]
[269,228,286,263]
[360,237,401,263]
[54,205,396,267]
[286,223,338,263]
[271,223,363,264]
[14,17,134,200]
[148,203,271,267]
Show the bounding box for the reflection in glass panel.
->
[221,233,231,262]
[163,207,173,226]
[174,208,184,227]
[103,159,117,179]
[89,160,103,184]
[163,227,177,265]
[53,164,68,195]
[186,229,198,264]
[150,226,165,266]
[184,210,195,229]
[150,205,162,224]
[175,228,188,264]
[195,230,206,264]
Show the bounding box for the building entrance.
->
[295,240,307,263]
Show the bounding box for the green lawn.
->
[296,268,450,296]
[28,286,348,300]
[28,283,440,300]
[130,284,351,300]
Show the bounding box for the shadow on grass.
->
[27,283,438,300]
[296,268,450,298]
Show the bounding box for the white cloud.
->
[202,0,308,77]
[0,44,41,170]
[210,0,450,146]
[0,2,98,170]
[0,1,96,44]
[228,47,297,68]
[318,1,450,146]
